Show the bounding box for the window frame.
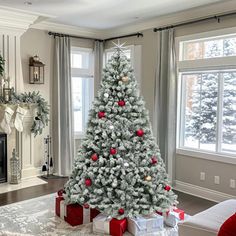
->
[176,28,236,163]
[71,46,94,139]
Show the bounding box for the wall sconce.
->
[29,55,45,84]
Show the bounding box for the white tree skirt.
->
[0,193,179,236]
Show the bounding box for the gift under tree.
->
[64,43,178,220]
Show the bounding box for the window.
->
[177,30,236,156]
[71,47,94,137]
[104,45,142,89]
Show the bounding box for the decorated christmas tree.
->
[64,43,177,219]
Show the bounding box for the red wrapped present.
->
[173,208,185,220]
[65,204,100,226]
[93,213,127,236]
[55,196,65,218]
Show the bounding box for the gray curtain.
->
[94,40,104,91]
[153,28,177,182]
[53,36,74,176]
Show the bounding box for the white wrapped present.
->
[128,214,164,236]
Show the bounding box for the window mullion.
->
[216,73,224,153]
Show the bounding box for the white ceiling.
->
[0,0,225,29]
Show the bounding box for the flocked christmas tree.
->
[65,43,178,219]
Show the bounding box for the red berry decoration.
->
[151,156,158,165]
[164,185,171,191]
[118,100,126,107]
[98,111,105,119]
[57,189,64,197]
[83,203,90,209]
[136,129,144,137]
[85,178,92,186]
[91,153,98,162]
[110,148,117,155]
[118,208,125,215]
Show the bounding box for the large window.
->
[71,47,94,137]
[177,30,236,156]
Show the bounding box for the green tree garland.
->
[0,54,4,77]
[0,91,49,136]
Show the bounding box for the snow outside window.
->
[177,30,236,156]
[71,47,94,138]
[104,45,142,90]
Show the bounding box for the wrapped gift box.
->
[55,195,100,226]
[93,213,127,236]
[157,208,185,228]
[65,204,100,226]
[55,196,65,218]
[164,208,185,227]
[173,208,184,221]
[127,214,164,236]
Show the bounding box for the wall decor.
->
[29,55,45,84]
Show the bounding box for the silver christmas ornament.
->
[109,125,114,130]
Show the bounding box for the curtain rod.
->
[48,31,143,42]
[48,31,102,42]
[153,11,236,32]
[104,32,143,41]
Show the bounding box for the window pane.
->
[71,51,90,69]
[72,77,83,133]
[204,39,223,58]
[183,41,204,60]
[72,76,94,134]
[182,35,236,60]
[182,73,218,151]
[222,72,236,153]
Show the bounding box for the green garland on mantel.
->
[0,91,49,136]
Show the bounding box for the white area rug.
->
[0,177,47,194]
[0,194,179,236]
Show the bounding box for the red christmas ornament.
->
[110,148,117,155]
[91,153,98,162]
[136,129,144,137]
[151,156,158,165]
[83,203,90,209]
[57,189,64,197]
[118,208,125,215]
[118,100,126,107]
[164,185,171,191]
[98,111,105,119]
[85,178,92,186]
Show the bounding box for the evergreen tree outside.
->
[65,44,177,219]
[184,38,236,152]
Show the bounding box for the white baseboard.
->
[174,180,236,203]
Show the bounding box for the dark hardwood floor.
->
[0,177,68,207]
[0,177,216,215]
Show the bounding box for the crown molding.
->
[0,6,39,35]
[31,21,106,39]
[1,0,236,38]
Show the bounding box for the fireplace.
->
[0,133,7,183]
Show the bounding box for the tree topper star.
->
[112,40,127,52]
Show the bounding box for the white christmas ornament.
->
[109,125,114,130]
[124,162,129,167]
[104,93,109,98]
